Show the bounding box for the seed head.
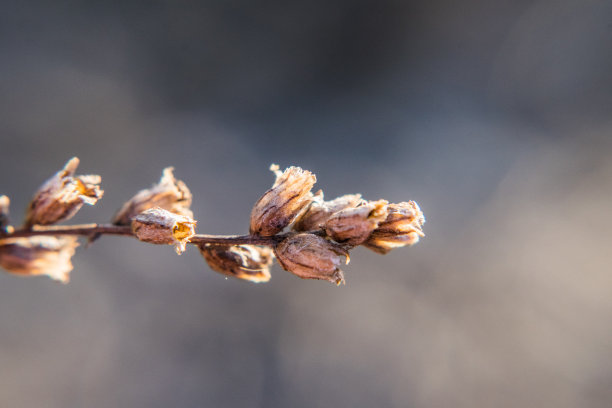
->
[0,236,79,283]
[25,157,103,227]
[200,244,274,283]
[274,233,349,285]
[131,207,196,254]
[364,201,425,254]
[113,167,193,225]
[325,199,388,246]
[249,165,316,236]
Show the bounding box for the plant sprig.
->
[0,158,425,284]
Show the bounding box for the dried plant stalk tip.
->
[200,244,274,283]
[131,207,196,254]
[275,233,348,285]
[25,157,103,226]
[113,167,193,225]
[0,159,426,286]
[0,236,79,283]
[364,201,425,254]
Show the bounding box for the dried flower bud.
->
[0,236,79,283]
[0,195,10,232]
[274,233,349,285]
[325,200,388,246]
[293,192,363,231]
[364,201,425,254]
[131,207,196,254]
[25,157,103,227]
[250,164,317,236]
[200,244,273,283]
[113,167,193,226]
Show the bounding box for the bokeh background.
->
[1,0,612,407]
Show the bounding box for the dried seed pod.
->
[293,192,363,232]
[113,167,193,226]
[364,201,425,254]
[250,164,316,236]
[0,236,79,283]
[25,157,103,227]
[0,195,10,232]
[131,207,196,254]
[274,233,349,285]
[325,199,388,246]
[200,244,274,283]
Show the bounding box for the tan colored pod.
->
[293,191,363,232]
[131,207,196,254]
[200,244,274,283]
[113,167,193,225]
[25,157,103,227]
[274,233,349,285]
[364,201,425,254]
[0,236,79,283]
[250,165,316,236]
[325,199,388,246]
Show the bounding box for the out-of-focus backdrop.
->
[1,0,612,407]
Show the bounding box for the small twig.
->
[190,234,285,246]
[2,223,284,247]
[9,224,133,237]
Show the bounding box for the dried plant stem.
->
[2,224,284,247]
[0,159,425,284]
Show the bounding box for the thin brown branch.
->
[189,234,284,246]
[9,224,133,237]
[1,223,283,247]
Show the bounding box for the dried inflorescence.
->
[24,157,103,227]
[0,159,424,285]
[247,164,425,284]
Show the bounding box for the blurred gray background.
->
[1,0,612,407]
